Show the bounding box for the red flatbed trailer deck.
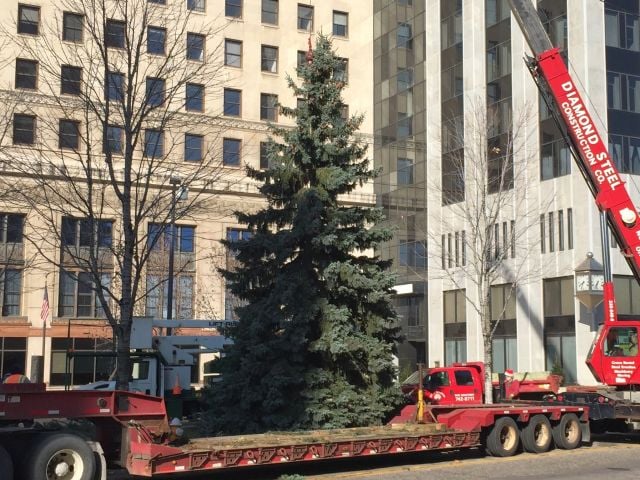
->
[0,386,589,479]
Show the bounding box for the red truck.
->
[0,382,588,479]
[401,362,561,405]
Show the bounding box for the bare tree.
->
[427,98,551,402]
[0,0,232,388]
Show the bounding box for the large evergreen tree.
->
[208,36,401,434]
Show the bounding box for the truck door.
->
[452,369,482,404]
[129,359,154,395]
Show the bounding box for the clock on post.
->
[574,252,604,309]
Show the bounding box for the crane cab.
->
[587,323,640,386]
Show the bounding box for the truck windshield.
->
[604,326,638,357]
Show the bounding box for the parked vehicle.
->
[401,362,561,405]
[0,382,588,479]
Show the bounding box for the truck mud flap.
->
[581,421,591,444]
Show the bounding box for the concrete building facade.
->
[375,0,640,385]
[0,0,374,386]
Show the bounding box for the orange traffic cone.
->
[172,375,182,396]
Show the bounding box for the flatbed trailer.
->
[0,384,589,479]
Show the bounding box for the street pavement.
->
[107,433,640,479]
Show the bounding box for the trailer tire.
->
[553,413,581,450]
[521,415,552,453]
[486,416,520,457]
[25,433,96,480]
[0,444,13,480]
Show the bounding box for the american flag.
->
[41,285,50,327]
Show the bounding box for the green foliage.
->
[206,36,403,434]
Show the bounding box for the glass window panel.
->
[179,226,194,252]
[224,89,241,116]
[185,83,204,111]
[185,134,203,161]
[187,33,205,61]
[187,0,206,12]
[147,26,166,55]
[298,4,314,31]
[262,0,278,25]
[63,13,84,42]
[223,138,241,166]
[144,129,164,157]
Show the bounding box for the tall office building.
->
[375,0,640,384]
[0,0,374,386]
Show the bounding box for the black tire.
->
[24,433,96,480]
[552,413,582,450]
[0,444,13,480]
[486,416,520,457]
[521,414,552,453]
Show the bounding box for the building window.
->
[223,138,241,166]
[490,283,517,372]
[544,276,576,383]
[149,0,167,4]
[15,59,37,89]
[333,11,348,37]
[187,33,205,61]
[260,142,270,169]
[224,39,242,67]
[444,289,467,365]
[613,275,640,318]
[0,213,24,244]
[61,65,82,95]
[63,12,83,42]
[105,19,125,48]
[297,50,307,75]
[399,240,426,269]
[147,26,166,55]
[567,208,573,249]
[187,0,205,12]
[548,211,555,252]
[185,83,204,111]
[397,157,414,185]
[145,274,194,320]
[397,22,412,49]
[1,270,22,317]
[104,125,123,154]
[261,45,278,73]
[145,77,165,106]
[50,338,114,386]
[184,134,203,161]
[18,4,39,35]
[558,210,564,251]
[297,4,313,31]
[58,271,111,318]
[225,228,251,321]
[223,88,241,116]
[148,223,195,253]
[262,0,278,25]
[540,214,546,253]
[13,114,35,145]
[59,119,80,150]
[144,130,164,157]
[61,217,113,249]
[0,338,27,377]
[334,58,348,83]
[106,71,124,101]
[260,93,278,121]
[225,0,242,18]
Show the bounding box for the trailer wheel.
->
[521,415,552,453]
[0,445,13,480]
[25,433,96,480]
[486,416,520,457]
[552,413,581,450]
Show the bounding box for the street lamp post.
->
[166,177,186,335]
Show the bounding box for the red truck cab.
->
[402,362,561,406]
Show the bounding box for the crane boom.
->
[507,0,640,386]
